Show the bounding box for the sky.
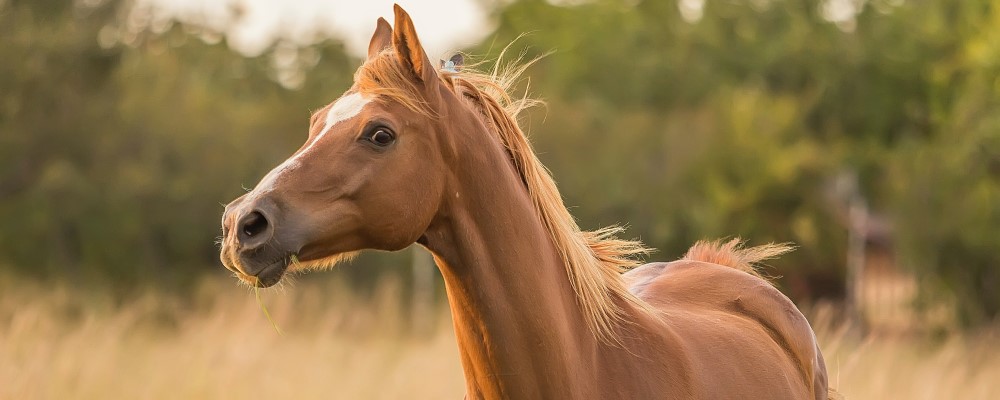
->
[143,0,492,58]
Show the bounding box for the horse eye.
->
[366,128,395,146]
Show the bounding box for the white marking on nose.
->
[252,92,372,193]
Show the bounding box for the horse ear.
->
[392,4,437,83]
[367,17,392,60]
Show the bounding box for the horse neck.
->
[421,113,604,398]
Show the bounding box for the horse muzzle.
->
[220,195,297,287]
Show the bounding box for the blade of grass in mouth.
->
[254,280,284,336]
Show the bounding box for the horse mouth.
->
[244,258,289,288]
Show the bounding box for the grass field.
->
[2,275,998,399]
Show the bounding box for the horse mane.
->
[683,238,794,281]
[355,49,652,343]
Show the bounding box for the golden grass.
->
[0,276,464,400]
[1,275,998,399]
[810,305,1000,400]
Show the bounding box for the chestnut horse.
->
[219,5,832,399]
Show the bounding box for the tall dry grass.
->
[0,276,464,399]
[1,275,998,399]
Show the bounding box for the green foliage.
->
[481,0,1000,319]
[2,0,998,324]
[0,0,357,285]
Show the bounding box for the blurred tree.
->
[0,0,358,288]
[0,0,124,279]
[479,0,851,299]
[2,0,998,325]
[888,0,1000,325]
[480,0,1000,318]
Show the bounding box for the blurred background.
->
[2,0,999,398]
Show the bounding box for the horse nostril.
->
[239,210,270,240]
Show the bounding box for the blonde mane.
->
[355,50,653,343]
[684,238,794,281]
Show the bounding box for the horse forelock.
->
[354,49,437,118]
[353,49,656,343]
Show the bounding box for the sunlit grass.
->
[811,304,1000,400]
[1,275,997,399]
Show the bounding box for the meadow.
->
[2,274,997,400]
[4,1,999,399]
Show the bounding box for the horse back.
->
[624,260,829,400]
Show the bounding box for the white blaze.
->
[253,92,372,192]
[301,92,372,156]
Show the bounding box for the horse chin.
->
[289,251,360,273]
[230,251,358,287]
[234,259,289,288]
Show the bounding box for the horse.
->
[219,5,832,399]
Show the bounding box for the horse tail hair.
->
[682,238,794,280]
